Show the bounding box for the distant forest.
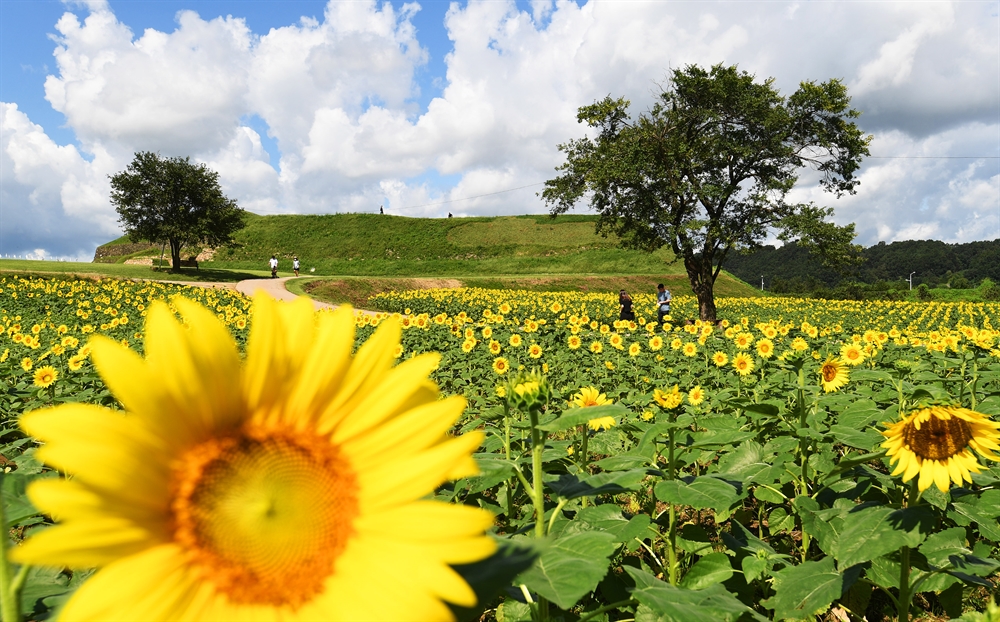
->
[723,238,1000,297]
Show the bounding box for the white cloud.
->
[1,0,997,259]
[0,103,116,259]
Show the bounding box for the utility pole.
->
[907,272,916,290]
[761,276,765,292]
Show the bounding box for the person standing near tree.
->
[269,255,278,278]
[293,256,300,277]
[656,283,671,326]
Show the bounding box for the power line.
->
[869,156,1000,159]
[386,154,999,213]
[390,182,545,212]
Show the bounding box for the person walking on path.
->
[656,283,671,326]
[293,256,300,277]
[269,255,278,278]
[619,289,635,322]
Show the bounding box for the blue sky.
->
[1,0,998,260]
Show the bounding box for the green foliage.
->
[725,238,1000,295]
[543,63,870,320]
[109,151,246,271]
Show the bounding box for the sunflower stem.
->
[579,427,590,509]
[0,472,22,622]
[665,410,680,586]
[795,363,812,562]
[503,399,516,524]
[896,480,921,622]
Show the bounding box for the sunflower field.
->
[1,275,1000,621]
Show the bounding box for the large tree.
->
[109,152,246,271]
[542,64,870,321]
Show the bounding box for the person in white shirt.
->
[293,257,300,277]
[269,255,278,278]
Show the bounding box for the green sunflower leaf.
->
[761,557,851,622]
[654,476,742,512]
[516,531,619,610]
[625,566,764,622]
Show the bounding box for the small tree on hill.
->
[542,64,870,321]
[109,152,245,271]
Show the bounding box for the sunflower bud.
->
[505,369,551,412]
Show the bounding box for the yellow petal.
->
[59,545,204,622]
[359,432,484,512]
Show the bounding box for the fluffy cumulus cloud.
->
[0,0,997,258]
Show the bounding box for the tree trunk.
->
[683,255,718,322]
[169,238,182,271]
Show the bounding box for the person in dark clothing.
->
[656,283,671,325]
[619,289,635,321]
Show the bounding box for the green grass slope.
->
[91,213,758,295]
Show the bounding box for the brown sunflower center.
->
[901,415,974,461]
[821,363,839,382]
[170,425,358,608]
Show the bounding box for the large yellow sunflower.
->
[882,406,1000,493]
[15,295,494,621]
[818,355,849,393]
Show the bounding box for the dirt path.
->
[235,277,380,316]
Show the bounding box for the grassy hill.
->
[92,212,760,296]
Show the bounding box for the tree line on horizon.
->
[723,238,1000,298]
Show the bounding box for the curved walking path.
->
[235,277,335,310]
[233,277,382,317]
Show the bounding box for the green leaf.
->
[827,425,881,450]
[516,531,618,610]
[546,469,647,500]
[762,557,846,621]
[625,567,762,622]
[563,504,652,545]
[820,451,887,483]
[950,490,1000,542]
[830,506,932,568]
[451,539,538,622]
[679,552,733,590]
[726,400,779,417]
[537,403,630,432]
[654,476,741,512]
[593,449,653,471]
[3,472,42,528]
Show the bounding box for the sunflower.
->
[755,339,774,359]
[509,334,523,348]
[840,343,866,366]
[587,417,616,432]
[628,343,641,357]
[734,333,752,350]
[732,353,754,376]
[712,351,729,367]
[882,406,1000,493]
[790,337,809,352]
[567,335,582,350]
[687,386,705,406]
[590,341,603,354]
[15,295,494,620]
[653,386,683,409]
[20,357,32,372]
[648,336,663,351]
[528,344,543,359]
[461,338,477,353]
[492,357,510,375]
[682,342,698,357]
[32,366,58,388]
[489,340,502,355]
[571,387,610,409]
[818,355,849,393]
[608,334,624,350]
